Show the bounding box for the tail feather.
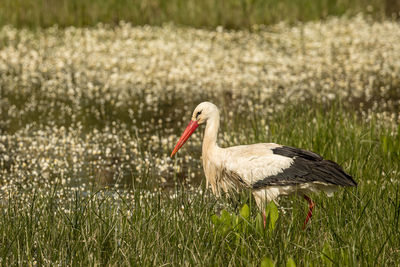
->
[321,160,357,187]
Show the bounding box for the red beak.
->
[170,120,199,157]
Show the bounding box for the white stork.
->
[171,102,357,229]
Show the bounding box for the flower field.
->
[0,15,399,265]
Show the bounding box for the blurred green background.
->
[1,0,399,29]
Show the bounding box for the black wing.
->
[252,146,357,189]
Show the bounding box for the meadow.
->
[0,0,399,29]
[0,16,400,265]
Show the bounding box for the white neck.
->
[202,111,220,156]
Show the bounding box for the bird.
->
[170,102,357,229]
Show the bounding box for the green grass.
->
[1,16,399,265]
[1,103,399,266]
[0,0,397,29]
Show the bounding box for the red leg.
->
[263,211,266,228]
[302,195,315,229]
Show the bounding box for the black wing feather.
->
[272,146,323,161]
[252,146,357,189]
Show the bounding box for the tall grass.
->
[0,0,396,29]
[1,104,399,265]
[0,16,399,265]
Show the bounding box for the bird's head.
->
[191,101,218,125]
[170,102,218,157]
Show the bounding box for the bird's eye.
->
[196,111,202,118]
